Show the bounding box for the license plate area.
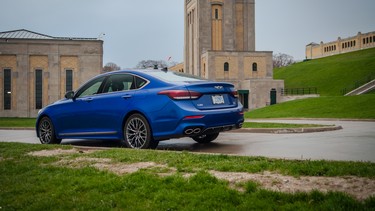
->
[212,95,225,105]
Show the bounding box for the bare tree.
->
[273,53,295,68]
[103,62,121,72]
[135,60,168,69]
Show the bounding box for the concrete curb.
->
[234,125,343,134]
[245,118,375,122]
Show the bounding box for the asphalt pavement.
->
[1,119,374,162]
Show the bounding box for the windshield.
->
[147,71,206,82]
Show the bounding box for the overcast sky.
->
[1,0,374,68]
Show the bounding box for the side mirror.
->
[65,91,75,99]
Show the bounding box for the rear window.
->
[147,71,205,82]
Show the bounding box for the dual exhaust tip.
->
[184,127,202,135]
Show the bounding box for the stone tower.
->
[184,0,284,109]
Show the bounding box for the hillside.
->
[246,95,375,119]
[274,48,375,96]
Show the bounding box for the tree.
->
[103,62,121,72]
[135,60,168,69]
[273,53,295,68]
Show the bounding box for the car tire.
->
[38,117,62,144]
[192,132,220,144]
[122,114,158,149]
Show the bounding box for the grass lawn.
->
[1,143,374,210]
[274,48,375,96]
[0,118,36,128]
[246,95,375,119]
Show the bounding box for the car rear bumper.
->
[151,104,244,140]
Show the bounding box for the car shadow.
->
[61,138,243,155]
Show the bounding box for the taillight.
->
[231,90,239,98]
[158,90,202,100]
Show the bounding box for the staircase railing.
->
[281,87,318,96]
[341,73,375,95]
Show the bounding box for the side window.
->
[76,77,105,98]
[134,76,147,89]
[102,74,134,93]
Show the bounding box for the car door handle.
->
[82,98,93,102]
[122,95,132,99]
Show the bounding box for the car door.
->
[55,75,108,137]
[88,73,135,135]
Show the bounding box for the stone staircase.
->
[345,79,375,96]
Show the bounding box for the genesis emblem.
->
[214,86,223,89]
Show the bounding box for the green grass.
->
[246,95,375,119]
[274,48,375,96]
[0,143,374,210]
[0,118,36,128]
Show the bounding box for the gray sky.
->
[1,0,374,68]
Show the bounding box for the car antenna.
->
[161,67,168,72]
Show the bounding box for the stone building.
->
[184,0,284,109]
[306,31,375,60]
[0,29,103,117]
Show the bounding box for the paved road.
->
[1,120,374,162]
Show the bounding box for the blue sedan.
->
[36,69,244,149]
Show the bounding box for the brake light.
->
[158,90,202,100]
[231,90,239,98]
[183,115,205,120]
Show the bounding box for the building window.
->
[363,38,366,44]
[354,40,356,46]
[4,69,11,110]
[224,62,229,71]
[366,37,369,44]
[66,69,73,92]
[215,9,219,19]
[370,37,373,43]
[35,69,43,109]
[252,63,258,71]
[342,43,344,49]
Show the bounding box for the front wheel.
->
[122,114,158,149]
[38,117,62,144]
[192,132,219,144]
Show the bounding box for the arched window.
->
[224,62,229,71]
[252,63,258,72]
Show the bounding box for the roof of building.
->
[0,29,99,41]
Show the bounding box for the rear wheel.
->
[38,117,62,144]
[122,114,159,149]
[192,132,219,144]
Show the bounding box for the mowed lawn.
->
[1,143,375,210]
[246,95,375,119]
[274,48,375,96]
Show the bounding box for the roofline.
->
[0,29,100,41]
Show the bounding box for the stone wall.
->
[306,31,375,59]
[0,39,103,117]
